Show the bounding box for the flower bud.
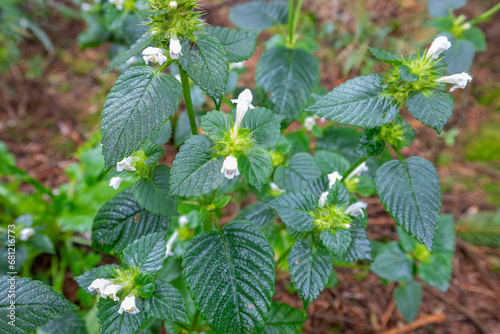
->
[345,202,367,218]
[426,36,451,59]
[436,72,472,92]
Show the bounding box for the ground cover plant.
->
[1,0,500,333]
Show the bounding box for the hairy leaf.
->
[103,31,154,74]
[133,165,178,216]
[371,242,414,282]
[268,191,317,238]
[394,281,422,322]
[238,147,273,191]
[205,26,259,62]
[274,153,322,192]
[122,232,167,274]
[262,302,307,334]
[235,199,276,227]
[97,298,144,334]
[229,1,288,30]
[144,280,188,323]
[341,221,372,262]
[406,90,455,133]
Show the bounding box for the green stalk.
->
[342,157,368,180]
[391,145,405,162]
[190,310,200,331]
[290,0,304,44]
[468,3,500,25]
[288,0,295,44]
[179,68,198,136]
[275,245,292,266]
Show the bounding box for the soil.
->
[1,0,499,333]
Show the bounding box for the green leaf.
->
[169,135,225,197]
[274,153,322,192]
[0,277,77,334]
[235,198,276,227]
[355,128,386,157]
[179,34,229,105]
[182,221,276,334]
[143,280,188,323]
[229,1,288,30]
[268,191,316,238]
[319,229,352,257]
[462,27,487,52]
[428,0,466,17]
[143,143,164,167]
[368,47,402,65]
[240,107,284,150]
[122,232,167,274]
[238,147,273,191]
[92,188,170,254]
[313,151,350,175]
[132,165,178,216]
[97,298,144,334]
[262,302,307,334]
[418,253,452,291]
[394,281,422,322]
[326,182,350,207]
[27,234,55,255]
[434,214,455,255]
[406,90,455,134]
[443,34,475,74]
[151,120,172,146]
[341,221,372,262]
[38,312,86,334]
[75,265,119,294]
[375,157,442,251]
[101,66,182,171]
[370,242,414,282]
[256,46,319,121]
[306,74,399,128]
[288,240,332,309]
[397,226,419,253]
[102,31,154,74]
[201,110,232,141]
[205,26,259,62]
[399,65,419,83]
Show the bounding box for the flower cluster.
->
[88,279,140,314]
[109,156,136,190]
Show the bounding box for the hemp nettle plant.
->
[4,0,485,333]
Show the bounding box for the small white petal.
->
[221,155,240,179]
[109,177,124,190]
[169,37,182,59]
[270,182,285,194]
[304,117,315,131]
[349,162,369,178]
[103,284,123,301]
[327,171,343,189]
[345,202,367,217]
[118,295,140,314]
[169,1,177,8]
[436,72,472,92]
[426,36,451,59]
[229,61,245,70]
[231,89,253,132]
[179,215,189,226]
[110,0,123,10]
[89,279,113,297]
[165,231,179,257]
[318,192,329,208]
[117,156,135,172]
[142,47,167,65]
[19,228,35,241]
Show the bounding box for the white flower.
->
[165,231,179,257]
[103,284,123,301]
[19,228,35,241]
[88,279,112,297]
[142,47,168,65]
[304,117,316,131]
[109,177,124,190]
[179,215,189,226]
[110,0,123,10]
[327,171,343,189]
[270,182,285,194]
[436,72,472,92]
[117,156,135,172]
[345,202,368,218]
[349,162,369,178]
[221,155,240,179]
[231,89,255,133]
[118,295,140,314]
[318,192,329,208]
[426,36,451,59]
[229,61,245,70]
[169,1,177,8]
[169,36,182,59]
[81,3,92,11]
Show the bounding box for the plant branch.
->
[179,67,198,136]
[469,3,500,25]
[342,157,368,180]
[276,245,292,266]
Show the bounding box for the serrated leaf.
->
[122,232,167,274]
[92,188,170,254]
[143,143,164,167]
[201,110,232,141]
[268,191,316,238]
[274,153,322,192]
[288,240,332,309]
[444,34,475,74]
[179,34,229,104]
[341,221,372,262]
[238,147,273,191]
[205,26,259,62]
[38,312,86,334]
[256,46,319,121]
[235,198,276,227]
[240,107,284,150]
[132,165,178,215]
[371,242,414,282]
[428,0,466,17]
[151,120,172,146]
[143,280,188,323]
[101,66,182,171]
[182,221,276,334]
[368,47,402,65]
[399,65,419,83]
[103,31,154,74]
[97,298,144,334]
[394,281,422,322]
[229,1,288,30]
[375,157,442,251]
[306,74,399,128]
[169,135,225,197]
[418,253,452,291]
[75,265,119,294]
[0,276,77,334]
[355,128,386,157]
[434,214,455,255]
[313,150,350,175]
[326,182,350,207]
[319,229,352,257]
[406,90,455,134]
[262,302,307,334]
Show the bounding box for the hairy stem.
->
[179,68,198,136]
[469,3,500,25]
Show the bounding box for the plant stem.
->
[342,157,368,180]
[70,236,91,247]
[179,68,198,136]
[332,262,370,270]
[291,0,304,43]
[469,3,500,25]
[288,0,294,44]
[191,310,200,330]
[287,0,304,47]
[391,145,405,162]
[276,246,292,266]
